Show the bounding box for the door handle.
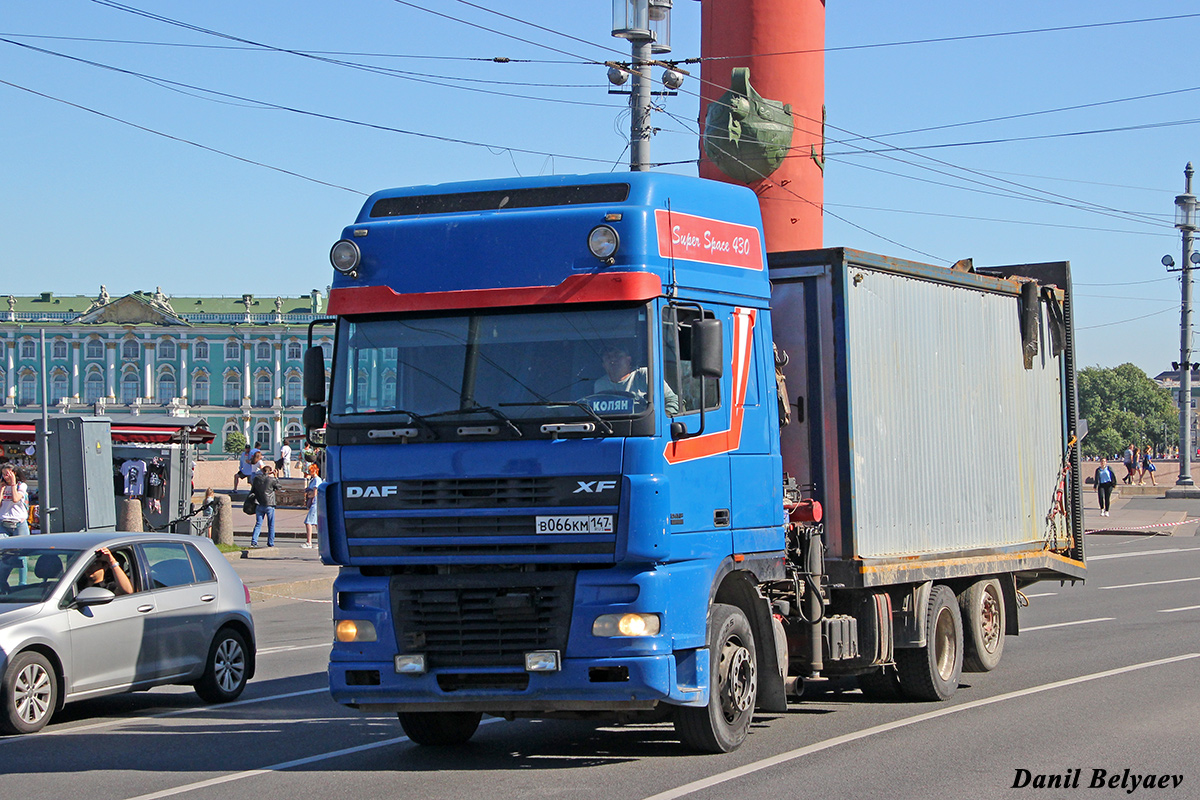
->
[137,604,154,613]
[200,594,216,602]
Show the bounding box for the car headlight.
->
[592,613,660,637]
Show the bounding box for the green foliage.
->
[223,430,248,455]
[1077,363,1178,457]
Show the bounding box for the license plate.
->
[535,515,614,534]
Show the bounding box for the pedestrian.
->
[0,464,30,537]
[249,463,281,548]
[1093,457,1117,517]
[302,462,322,549]
[279,440,293,478]
[1121,443,1137,485]
[232,445,260,492]
[1140,445,1157,486]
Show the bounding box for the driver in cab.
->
[78,547,133,597]
[594,345,680,416]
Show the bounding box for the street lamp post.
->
[611,0,672,171]
[1172,163,1198,490]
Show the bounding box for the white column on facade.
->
[106,339,117,400]
[242,340,251,403]
[273,410,283,455]
[71,339,81,401]
[143,338,155,401]
[179,339,189,404]
[6,339,15,404]
[273,339,282,404]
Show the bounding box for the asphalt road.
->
[4,530,1198,800]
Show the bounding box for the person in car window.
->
[593,345,680,415]
[79,547,133,596]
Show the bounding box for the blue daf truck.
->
[304,172,1085,753]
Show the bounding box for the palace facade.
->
[0,287,332,456]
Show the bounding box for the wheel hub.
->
[14,663,51,725]
[718,639,756,718]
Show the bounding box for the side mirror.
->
[303,346,327,403]
[691,319,724,378]
[75,586,115,608]
[303,404,327,431]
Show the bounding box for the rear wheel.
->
[194,628,249,703]
[896,585,962,701]
[2,651,57,735]
[959,578,1005,672]
[674,603,758,753]
[397,711,482,746]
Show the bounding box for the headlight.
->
[587,225,619,260]
[335,619,377,642]
[592,613,660,637]
[330,239,361,274]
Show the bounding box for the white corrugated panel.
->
[844,267,1064,558]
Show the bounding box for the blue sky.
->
[1,1,1195,376]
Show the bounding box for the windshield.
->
[0,548,80,604]
[332,305,656,424]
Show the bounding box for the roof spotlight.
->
[330,240,361,275]
[588,225,619,263]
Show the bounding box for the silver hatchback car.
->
[0,531,256,734]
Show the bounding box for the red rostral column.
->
[699,0,825,253]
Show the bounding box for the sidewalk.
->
[219,492,337,603]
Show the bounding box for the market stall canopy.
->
[0,414,215,444]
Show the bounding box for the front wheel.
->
[194,628,249,703]
[398,711,482,746]
[896,584,962,701]
[674,603,758,753]
[2,650,57,735]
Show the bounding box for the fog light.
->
[525,650,561,672]
[330,239,361,274]
[335,619,377,642]
[592,613,661,637]
[587,225,619,260]
[394,654,427,674]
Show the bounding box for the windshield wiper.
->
[370,409,439,440]
[499,401,614,435]
[423,405,523,437]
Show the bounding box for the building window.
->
[320,340,332,360]
[19,374,35,405]
[20,340,35,360]
[285,375,302,406]
[122,339,140,360]
[121,372,139,404]
[254,422,271,451]
[157,371,176,403]
[85,372,104,403]
[224,376,240,407]
[0,341,6,359]
[256,341,272,360]
[194,375,209,406]
[194,339,209,360]
[285,421,303,443]
[52,339,68,360]
[85,338,104,360]
[51,373,68,403]
[157,339,177,360]
[225,340,241,361]
[222,421,240,450]
[286,341,302,361]
[254,374,272,407]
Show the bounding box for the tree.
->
[1077,363,1178,458]
[224,430,248,455]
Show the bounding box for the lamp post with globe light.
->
[1164,163,1200,494]
[611,0,673,171]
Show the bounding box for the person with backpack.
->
[249,463,281,548]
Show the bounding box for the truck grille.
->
[391,571,575,668]
[389,477,558,509]
[345,516,617,560]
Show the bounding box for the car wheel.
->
[2,651,57,735]
[959,578,1005,672]
[397,712,483,746]
[194,628,249,703]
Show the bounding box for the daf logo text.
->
[346,485,399,498]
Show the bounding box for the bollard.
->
[212,494,234,546]
[117,498,143,532]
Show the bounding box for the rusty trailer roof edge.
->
[826,548,1086,589]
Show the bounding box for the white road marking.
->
[1100,575,1200,590]
[119,718,504,800]
[1022,592,1057,598]
[1088,547,1200,561]
[1158,605,1200,613]
[1022,617,1113,632]
[0,688,328,744]
[639,653,1200,800]
[258,643,331,655]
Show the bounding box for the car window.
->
[184,543,216,583]
[142,542,197,589]
[0,548,79,603]
[72,546,140,597]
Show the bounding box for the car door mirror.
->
[690,319,723,378]
[74,586,115,607]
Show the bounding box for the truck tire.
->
[959,578,1005,672]
[857,667,902,700]
[896,584,962,701]
[2,650,57,735]
[398,711,482,746]
[674,603,757,753]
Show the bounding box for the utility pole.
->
[1167,163,1200,496]
[611,1,673,172]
